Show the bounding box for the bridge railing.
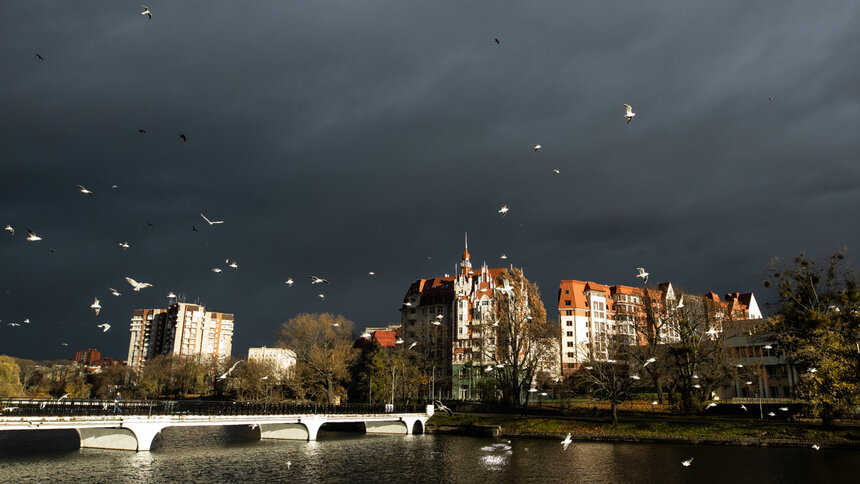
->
[0,398,427,418]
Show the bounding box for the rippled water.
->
[0,426,855,483]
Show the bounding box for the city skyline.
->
[2,2,858,361]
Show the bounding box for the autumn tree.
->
[477,268,553,407]
[0,356,24,397]
[276,313,358,404]
[765,250,860,427]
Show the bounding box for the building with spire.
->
[400,235,512,400]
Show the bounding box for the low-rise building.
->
[247,346,297,375]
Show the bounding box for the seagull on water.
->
[498,204,509,217]
[561,433,572,451]
[285,278,294,287]
[125,277,153,291]
[118,242,130,250]
[200,213,223,225]
[91,297,101,315]
[623,104,636,124]
[309,275,328,284]
[635,267,648,284]
[681,458,693,467]
[76,184,94,196]
[97,323,111,332]
[4,225,13,236]
[26,229,42,242]
[109,288,121,297]
[141,5,152,19]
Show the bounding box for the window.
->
[566,321,573,326]
[566,341,573,347]
[459,368,468,378]
[566,310,572,316]
[566,352,574,358]
[565,290,569,294]
[566,331,573,337]
[457,354,463,361]
[565,300,571,305]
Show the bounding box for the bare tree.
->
[574,335,637,425]
[475,268,553,407]
[276,313,358,404]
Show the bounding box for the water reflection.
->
[0,426,855,484]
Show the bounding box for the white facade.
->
[248,346,297,375]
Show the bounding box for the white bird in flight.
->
[552,168,560,174]
[26,229,42,242]
[76,184,95,196]
[3,225,12,236]
[58,393,70,401]
[767,412,776,417]
[118,242,130,250]
[228,261,238,270]
[408,341,417,349]
[635,267,648,284]
[533,144,541,152]
[498,204,509,217]
[561,433,572,451]
[368,271,375,276]
[7,323,20,327]
[167,291,177,299]
[643,357,657,367]
[212,268,223,274]
[677,296,684,309]
[361,332,371,339]
[623,104,636,124]
[219,360,243,379]
[811,444,820,451]
[109,288,121,297]
[318,294,325,300]
[631,374,640,380]
[91,297,101,315]
[779,407,789,412]
[740,405,747,411]
[200,213,224,225]
[707,327,719,337]
[23,319,30,324]
[97,323,111,332]
[808,367,817,373]
[681,457,693,467]
[285,278,294,287]
[309,276,328,284]
[706,402,717,408]
[141,5,152,19]
[125,277,153,291]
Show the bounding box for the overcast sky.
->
[1,1,858,360]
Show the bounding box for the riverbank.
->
[426,414,860,449]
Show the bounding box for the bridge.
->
[0,398,433,452]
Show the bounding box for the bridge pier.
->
[260,417,326,441]
[77,423,167,451]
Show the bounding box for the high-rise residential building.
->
[127,302,235,374]
[557,279,762,375]
[248,346,297,375]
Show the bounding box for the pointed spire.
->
[460,232,472,274]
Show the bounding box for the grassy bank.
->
[426,413,860,446]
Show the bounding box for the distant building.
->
[354,328,402,349]
[558,279,762,375]
[74,348,101,365]
[248,346,297,375]
[127,301,235,374]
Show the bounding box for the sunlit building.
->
[127,302,235,375]
[248,346,297,375]
[557,279,762,375]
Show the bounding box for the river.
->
[0,426,855,483]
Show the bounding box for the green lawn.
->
[427,413,859,443]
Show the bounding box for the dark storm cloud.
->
[1,1,858,359]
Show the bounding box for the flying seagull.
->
[768,412,776,417]
[808,367,817,373]
[500,254,507,260]
[561,433,572,451]
[3,225,12,236]
[740,405,747,411]
[167,291,177,299]
[706,327,719,337]
[36,53,45,61]
[26,229,42,242]
[23,319,29,324]
[192,225,198,232]
[7,323,20,327]
[61,343,68,346]
[681,458,693,467]
[228,260,238,270]
[285,278,294,287]
[553,168,560,174]
[494,38,500,44]
[623,104,636,124]
[109,288,121,297]
[141,5,152,19]
[76,184,95,196]
[643,357,657,367]
[408,342,417,349]
[125,277,153,291]
[118,242,130,250]
[635,267,648,284]
[779,407,789,412]
[498,204,509,217]
[91,297,101,315]
[811,444,820,450]
[179,133,187,142]
[368,271,375,276]
[308,275,328,284]
[58,393,70,401]
[361,332,371,339]
[97,323,111,332]
[631,374,640,380]
[200,213,224,225]
[318,294,325,300]
[219,360,243,379]
[533,144,541,152]
[706,402,717,408]
[212,268,223,274]
[677,296,684,309]
[139,129,146,134]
